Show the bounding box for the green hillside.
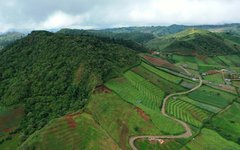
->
[0,31,139,142]
[146,29,240,55]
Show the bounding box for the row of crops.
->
[106,75,164,111]
[166,98,211,127]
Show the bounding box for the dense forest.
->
[0,31,140,141]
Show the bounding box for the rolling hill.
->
[146,29,240,55]
[0,30,140,142]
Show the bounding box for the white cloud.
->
[39,11,88,29]
[0,0,240,32]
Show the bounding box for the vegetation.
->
[203,74,224,84]
[188,86,235,108]
[166,98,211,127]
[135,139,183,150]
[19,113,119,150]
[185,128,240,150]
[132,65,186,94]
[206,102,240,144]
[179,96,221,113]
[87,93,166,149]
[106,77,185,134]
[0,31,139,141]
[146,29,240,55]
[141,62,182,84]
[0,32,24,50]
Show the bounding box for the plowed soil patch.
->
[136,107,150,121]
[64,112,81,128]
[94,85,112,93]
[0,106,24,133]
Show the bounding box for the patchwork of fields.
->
[1,54,240,150]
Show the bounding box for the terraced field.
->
[166,98,211,127]
[141,62,182,84]
[132,65,186,94]
[179,96,221,113]
[218,55,240,66]
[106,77,185,135]
[188,86,235,108]
[203,73,224,84]
[207,102,240,144]
[19,113,119,150]
[135,139,183,150]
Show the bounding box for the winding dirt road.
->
[129,77,203,150]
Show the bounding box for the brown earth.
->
[94,85,112,94]
[0,106,24,133]
[118,120,129,150]
[135,107,150,121]
[64,112,81,128]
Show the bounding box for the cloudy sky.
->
[0,0,240,33]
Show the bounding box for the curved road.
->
[129,77,203,150]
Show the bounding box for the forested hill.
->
[58,28,153,49]
[0,30,139,140]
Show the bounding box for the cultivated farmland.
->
[166,98,211,127]
[185,128,240,150]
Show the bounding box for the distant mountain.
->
[0,32,25,50]
[146,29,240,55]
[102,23,240,36]
[0,31,139,140]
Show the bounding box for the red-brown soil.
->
[0,106,24,133]
[135,107,150,121]
[94,85,112,94]
[64,112,81,128]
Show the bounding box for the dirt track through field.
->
[129,77,203,150]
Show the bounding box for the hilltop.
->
[146,29,240,55]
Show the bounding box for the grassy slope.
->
[87,93,169,150]
[207,102,240,144]
[146,29,240,55]
[185,128,240,150]
[19,112,119,150]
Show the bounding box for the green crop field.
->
[179,96,221,113]
[207,102,240,144]
[203,73,224,84]
[198,64,223,73]
[106,78,185,135]
[141,62,182,84]
[87,93,166,149]
[107,71,165,111]
[185,128,240,150]
[218,56,235,66]
[19,113,119,150]
[135,139,183,150]
[171,55,205,65]
[132,66,186,94]
[87,93,187,149]
[188,86,235,108]
[166,98,211,127]
[218,55,240,66]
